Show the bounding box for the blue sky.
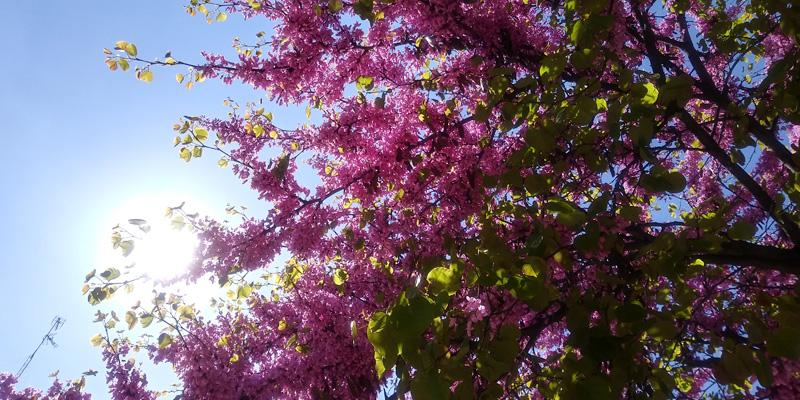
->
[0,1,300,396]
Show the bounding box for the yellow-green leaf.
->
[90,334,104,347]
[176,73,185,83]
[253,124,265,138]
[216,12,228,22]
[140,314,154,328]
[642,82,659,105]
[124,43,138,57]
[179,147,191,162]
[125,311,137,330]
[333,268,349,286]
[194,127,208,141]
[356,75,374,90]
[237,284,253,298]
[158,333,173,349]
[139,70,153,83]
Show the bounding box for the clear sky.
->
[0,1,301,396]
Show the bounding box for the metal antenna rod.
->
[16,316,65,378]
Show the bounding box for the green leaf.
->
[88,287,107,305]
[477,324,520,381]
[90,334,104,347]
[569,20,584,44]
[588,193,610,215]
[138,70,153,83]
[664,172,687,193]
[271,153,290,181]
[410,371,450,400]
[521,257,546,277]
[523,174,549,195]
[237,284,253,298]
[100,268,121,281]
[124,42,137,57]
[616,301,646,323]
[426,264,460,295]
[179,147,192,162]
[158,333,173,349]
[194,127,209,141]
[118,239,134,256]
[391,290,438,340]
[353,0,374,21]
[333,268,349,286]
[647,318,678,340]
[619,205,642,222]
[767,326,800,359]
[546,198,586,228]
[640,171,686,193]
[125,311,137,330]
[356,75,374,90]
[253,124,265,137]
[329,0,343,12]
[715,348,753,385]
[629,119,654,147]
[367,312,398,378]
[538,53,567,81]
[171,216,186,230]
[140,314,154,328]
[641,82,659,105]
[754,351,774,387]
[729,220,756,241]
[453,381,473,400]
[659,74,693,106]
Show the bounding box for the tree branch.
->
[699,240,800,276]
[677,109,800,245]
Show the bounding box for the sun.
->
[130,215,198,282]
[95,194,231,308]
[99,194,201,283]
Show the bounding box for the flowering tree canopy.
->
[8,0,800,398]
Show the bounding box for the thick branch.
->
[676,13,797,172]
[678,109,800,245]
[699,240,800,276]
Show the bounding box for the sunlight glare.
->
[99,194,202,283]
[133,217,197,281]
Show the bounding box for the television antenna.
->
[16,316,65,378]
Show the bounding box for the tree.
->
[8,0,800,398]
